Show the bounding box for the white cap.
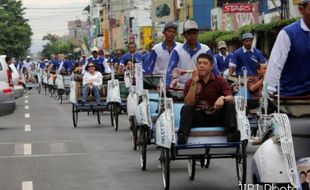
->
[27,56,31,59]
[183,20,199,33]
[218,41,227,49]
[91,47,99,52]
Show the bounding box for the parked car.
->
[0,56,15,116]
[9,63,24,99]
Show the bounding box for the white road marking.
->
[49,143,68,154]
[25,95,28,99]
[0,152,88,159]
[14,144,24,155]
[0,140,78,145]
[25,106,29,110]
[22,181,33,190]
[24,144,32,155]
[25,100,28,104]
[25,113,30,118]
[25,125,31,132]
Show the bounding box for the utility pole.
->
[280,0,289,19]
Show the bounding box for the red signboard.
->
[223,3,253,13]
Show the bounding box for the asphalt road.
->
[0,90,308,190]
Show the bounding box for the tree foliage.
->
[0,0,32,58]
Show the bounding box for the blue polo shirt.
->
[62,59,75,72]
[214,52,234,72]
[231,47,266,76]
[119,52,142,65]
[38,61,46,69]
[51,59,61,71]
[87,56,105,73]
[80,59,87,65]
[166,42,220,85]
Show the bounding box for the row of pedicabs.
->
[39,65,308,190]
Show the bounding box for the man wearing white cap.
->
[85,47,111,74]
[214,41,233,75]
[145,22,181,75]
[265,0,310,96]
[22,56,34,71]
[229,32,267,76]
[166,20,220,86]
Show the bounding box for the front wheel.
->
[160,148,170,190]
[236,141,247,185]
[138,126,147,170]
[72,104,78,128]
[110,103,119,131]
[130,116,138,150]
[187,159,196,181]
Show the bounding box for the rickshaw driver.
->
[265,0,310,96]
[177,53,240,145]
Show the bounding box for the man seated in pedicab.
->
[169,69,182,89]
[72,61,83,82]
[81,62,103,105]
[247,63,267,110]
[177,53,240,145]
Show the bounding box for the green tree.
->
[0,0,32,58]
[41,34,75,59]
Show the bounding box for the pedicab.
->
[251,81,303,189]
[56,70,72,104]
[155,75,250,190]
[22,67,40,93]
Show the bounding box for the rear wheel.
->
[138,126,147,170]
[187,159,196,180]
[130,116,138,150]
[160,148,170,190]
[72,104,78,128]
[236,141,247,185]
[110,103,119,131]
[97,110,101,125]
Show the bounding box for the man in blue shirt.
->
[80,54,87,65]
[265,0,310,96]
[145,22,180,75]
[166,20,220,86]
[49,53,62,74]
[229,33,267,76]
[118,42,142,74]
[59,53,75,74]
[85,47,105,74]
[214,41,233,75]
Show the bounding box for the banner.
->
[223,3,253,13]
[135,62,144,96]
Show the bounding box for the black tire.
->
[37,83,41,94]
[58,92,63,104]
[236,141,247,185]
[110,103,119,131]
[160,148,170,190]
[97,111,101,125]
[72,104,78,128]
[44,84,47,95]
[139,126,147,170]
[188,159,196,181]
[205,157,211,168]
[130,116,138,150]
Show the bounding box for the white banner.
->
[135,62,144,96]
[107,79,121,103]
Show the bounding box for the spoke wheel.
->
[205,157,211,168]
[130,116,138,150]
[97,111,101,125]
[236,141,247,185]
[72,104,78,128]
[110,103,119,131]
[160,148,170,190]
[138,126,147,170]
[187,159,196,181]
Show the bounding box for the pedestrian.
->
[166,20,220,87]
[265,0,310,96]
[229,32,267,76]
[145,22,181,75]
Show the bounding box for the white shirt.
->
[82,71,103,87]
[22,60,33,70]
[265,19,310,93]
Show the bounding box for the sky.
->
[22,0,89,54]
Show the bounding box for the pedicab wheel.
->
[44,84,47,95]
[110,103,119,131]
[97,110,101,125]
[139,126,147,170]
[37,83,41,94]
[72,104,78,128]
[187,159,196,180]
[161,148,170,190]
[58,93,63,104]
[130,116,138,150]
[236,140,247,185]
[205,157,211,168]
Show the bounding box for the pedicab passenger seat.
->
[269,94,310,117]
